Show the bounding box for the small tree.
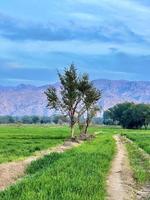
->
[45,64,81,138]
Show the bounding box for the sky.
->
[0,0,150,86]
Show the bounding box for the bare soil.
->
[0,140,81,191]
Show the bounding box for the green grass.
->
[122,129,150,154]
[0,125,118,164]
[0,133,115,200]
[0,125,70,164]
[126,141,150,184]
[121,129,150,185]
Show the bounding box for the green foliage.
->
[103,102,150,129]
[78,74,101,134]
[0,133,115,200]
[45,64,81,137]
[45,65,101,137]
[0,115,70,125]
[45,87,59,110]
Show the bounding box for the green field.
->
[0,125,69,164]
[0,125,109,164]
[0,125,150,199]
[0,133,115,200]
[122,129,150,185]
[122,129,150,154]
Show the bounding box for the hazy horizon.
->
[0,0,150,86]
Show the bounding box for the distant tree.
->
[22,116,33,124]
[0,116,15,124]
[103,110,115,125]
[31,116,40,124]
[45,64,81,138]
[103,102,150,129]
[40,116,51,124]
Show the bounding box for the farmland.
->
[0,125,103,164]
[123,130,150,154]
[122,130,150,185]
[0,125,150,200]
[0,125,116,200]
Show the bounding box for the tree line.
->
[103,102,150,129]
[0,115,103,125]
[0,115,69,124]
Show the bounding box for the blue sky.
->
[0,0,150,85]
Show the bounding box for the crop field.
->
[0,125,150,200]
[122,129,150,185]
[0,125,110,164]
[122,129,150,154]
[0,132,115,200]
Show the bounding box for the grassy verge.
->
[0,133,115,200]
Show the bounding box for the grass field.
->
[0,125,104,164]
[122,129,150,185]
[122,129,150,154]
[0,133,115,200]
[0,125,149,199]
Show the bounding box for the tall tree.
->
[78,74,101,134]
[45,64,81,138]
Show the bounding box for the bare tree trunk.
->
[71,125,75,138]
[84,111,90,134]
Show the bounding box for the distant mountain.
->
[0,79,150,116]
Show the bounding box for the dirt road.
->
[107,135,135,200]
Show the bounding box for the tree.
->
[45,64,81,138]
[103,102,150,129]
[83,89,101,134]
[103,110,115,125]
[31,116,40,124]
[78,74,101,134]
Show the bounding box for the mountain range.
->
[0,79,150,116]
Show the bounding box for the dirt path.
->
[0,141,81,191]
[107,135,135,200]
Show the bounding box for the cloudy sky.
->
[0,0,150,85]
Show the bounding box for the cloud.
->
[0,0,150,84]
[0,4,148,44]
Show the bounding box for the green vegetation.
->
[1,123,150,199]
[126,140,150,184]
[0,115,69,124]
[103,102,150,129]
[45,64,101,138]
[0,125,69,163]
[0,133,115,200]
[123,130,150,154]
[122,130,150,185]
[0,125,101,164]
